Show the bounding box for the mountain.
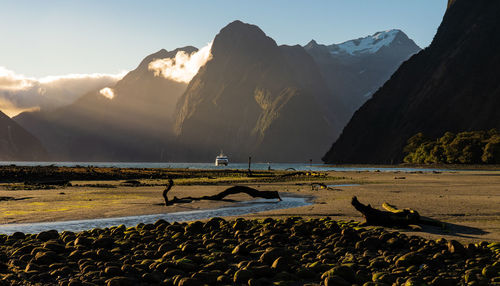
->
[174,20,347,162]
[14,47,196,161]
[0,111,46,161]
[12,21,423,163]
[323,0,500,164]
[304,30,420,114]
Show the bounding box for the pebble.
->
[0,218,497,285]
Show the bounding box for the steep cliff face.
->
[323,0,500,164]
[174,21,345,162]
[0,111,47,161]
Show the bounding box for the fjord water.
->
[0,196,310,234]
[0,161,461,172]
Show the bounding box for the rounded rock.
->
[105,277,136,286]
[324,275,350,286]
[234,269,253,284]
[271,257,290,273]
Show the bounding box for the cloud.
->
[38,71,127,84]
[148,42,213,83]
[0,97,40,117]
[0,67,34,91]
[99,87,115,99]
[0,67,126,117]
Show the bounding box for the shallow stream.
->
[0,196,311,234]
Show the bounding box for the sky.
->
[0,0,447,78]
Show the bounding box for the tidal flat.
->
[0,166,498,285]
[0,167,498,242]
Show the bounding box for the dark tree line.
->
[403,129,500,164]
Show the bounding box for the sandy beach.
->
[0,167,499,285]
[0,168,498,243]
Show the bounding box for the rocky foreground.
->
[0,218,499,286]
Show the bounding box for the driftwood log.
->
[162,180,281,206]
[351,196,442,227]
[162,179,174,206]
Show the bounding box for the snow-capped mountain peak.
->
[329,29,401,55]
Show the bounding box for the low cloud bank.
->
[148,42,213,83]
[0,67,126,117]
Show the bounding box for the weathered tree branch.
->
[351,196,444,228]
[351,196,421,227]
[162,182,281,206]
[163,178,174,206]
[208,186,281,201]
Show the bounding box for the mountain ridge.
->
[173,20,342,162]
[304,29,420,114]
[0,110,47,161]
[14,47,197,161]
[12,20,422,163]
[323,0,500,164]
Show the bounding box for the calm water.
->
[0,161,461,173]
[0,196,310,234]
[326,184,360,188]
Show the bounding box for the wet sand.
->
[248,170,500,243]
[0,169,499,242]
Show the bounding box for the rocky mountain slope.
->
[0,111,46,161]
[174,21,346,162]
[323,0,500,164]
[304,30,420,114]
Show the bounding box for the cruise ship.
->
[215,151,229,166]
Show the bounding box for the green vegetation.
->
[403,129,500,164]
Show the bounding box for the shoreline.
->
[3,160,500,171]
[324,163,500,171]
[0,168,498,284]
[0,168,498,243]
